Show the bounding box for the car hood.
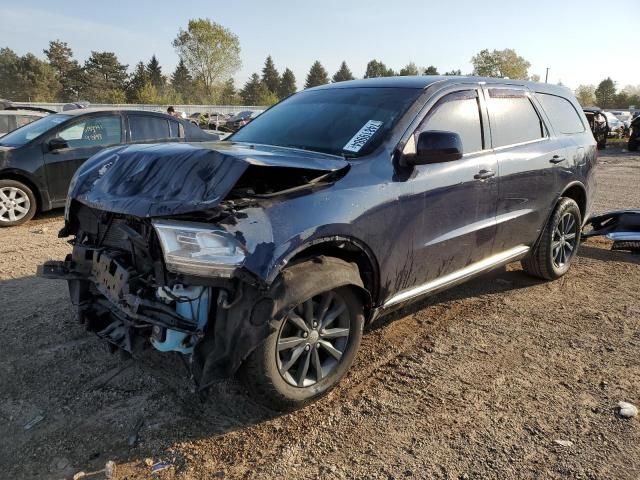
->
[69,141,349,217]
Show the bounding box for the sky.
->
[1,0,638,92]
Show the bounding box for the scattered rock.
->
[73,472,86,480]
[554,439,574,447]
[33,227,49,234]
[144,458,154,467]
[105,461,116,479]
[617,401,638,418]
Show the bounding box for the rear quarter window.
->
[129,115,170,142]
[488,89,545,148]
[535,93,585,134]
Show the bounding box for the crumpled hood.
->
[69,141,349,217]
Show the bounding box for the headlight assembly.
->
[152,220,245,277]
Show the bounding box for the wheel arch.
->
[0,170,46,212]
[560,181,587,222]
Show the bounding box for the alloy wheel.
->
[552,212,577,268]
[276,291,351,388]
[0,187,31,223]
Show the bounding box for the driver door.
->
[43,114,123,202]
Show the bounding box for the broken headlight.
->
[152,220,245,277]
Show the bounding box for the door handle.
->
[549,155,566,164]
[474,169,495,180]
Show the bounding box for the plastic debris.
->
[151,461,171,474]
[23,414,45,430]
[617,401,638,418]
[105,461,116,479]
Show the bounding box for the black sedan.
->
[0,108,215,226]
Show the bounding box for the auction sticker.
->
[343,120,383,153]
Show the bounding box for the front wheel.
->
[522,198,582,280]
[0,179,37,227]
[240,260,364,411]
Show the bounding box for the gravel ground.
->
[0,148,639,480]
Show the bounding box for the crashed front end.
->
[39,142,349,391]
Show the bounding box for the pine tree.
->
[82,51,128,102]
[423,65,439,75]
[399,62,419,76]
[278,68,297,98]
[219,78,238,104]
[241,73,270,105]
[146,54,164,90]
[364,60,395,78]
[261,55,280,95]
[127,62,149,102]
[43,40,83,101]
[304,61,329,89]
[171,59,193,102]
[332,61,354,82]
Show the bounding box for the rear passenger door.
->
[126,115,182,144]
[484,86,566,252]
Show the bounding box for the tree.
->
[530,74,541,82]
[43,40,83,101]
[444,69,462,76]
[471,48,530,79]
[2,52,60,102]
[146,55,165,90]
[173,18,241,98]
[595,78,616,108]
[279,68,297,98]
[423,65,439,75]
[0,48,21,99]
[333,61,355,82]
[261,55,280,94]
[399,62,419,76]
[364,59,395,78]
[170,59,193,102]
[127,62,149,102]
[304,60,330,88]
[219,78,239,104]
[574,85,596,106]
[137,81,161,104]
[82,51,128,102]
[241,73,271,104]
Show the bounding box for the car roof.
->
[308,75,574,97]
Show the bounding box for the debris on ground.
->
[617,401,638,418]
[151,461,171,474]
[554,439,574,447]
[23,414,45,430]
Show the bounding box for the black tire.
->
[597,138,607,150]
[628,137,638,152]
[522,198,582,280]
[239,259,365,411]
[0,179,37,227]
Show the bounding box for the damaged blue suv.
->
[41,77,596,410]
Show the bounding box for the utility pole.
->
[545,68,550,83]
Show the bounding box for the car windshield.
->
[0,113,69,147]
[230,87,422,157]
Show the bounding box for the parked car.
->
[207,112,229,130]
[583,107,608,149]
[629,114,640,151]
[0,108,215,226]
[41,77,596,410]
[0,100,54,137]
[225,110,263,131]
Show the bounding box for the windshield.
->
[230,87,422,157]
[0,113,70,147]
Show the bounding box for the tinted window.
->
[169,120,180,138]
[535,93,585,134]
[129,115,170,142]
[231,87,422,157]
[57,116,122,148]
[419,90,484,154]
[488,89,544,147]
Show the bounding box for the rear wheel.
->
[522,198,581,280]
[0,179,37,227]
[240,260,364,411]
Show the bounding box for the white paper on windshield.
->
[343,120,383,153]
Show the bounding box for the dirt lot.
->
[1,148,639,480]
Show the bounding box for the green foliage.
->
[0,48,21,99]
[279,68,297,98]
[305,61,330,88]
[332,61,355,82]
[261,55,280,94]
[127,62,148,102]
[170,59,193,103]
[146,55,165,90]
[0,48,60,101]
[574,85,596,106]
[364,60,395,78]
[82,51,128,102]
[173,18,241,97]
[423,65,439,75]
[43,40,83,101]
[219,78,240,105]
[471,48,530,79]
[444,69,462,76]
[595,78,616,109]
[240,73,270,105]
[399,62,419,76]
[137,81,161,104]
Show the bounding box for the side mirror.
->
[48,137,69,152]
[404,130,463,166]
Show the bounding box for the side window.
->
[0,116,9,135]
[535,93,585,134]
[16,115,37,128]
[169,120,181,138]
[418,90,484,154]
[58,116,122,148]
[129,115,170,142]
[487,89,545,148]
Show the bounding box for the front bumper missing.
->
[583,209,640,252]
